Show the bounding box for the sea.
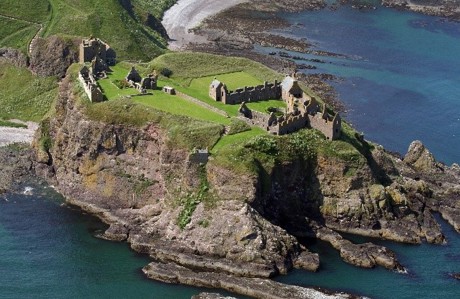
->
[1,4,459,299]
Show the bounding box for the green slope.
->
[0,61,57,122]
[0,0,174,60]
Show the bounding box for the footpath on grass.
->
[0,13,43,55]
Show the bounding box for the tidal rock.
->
[404,141,440,173]
[143,262,355,299]
[294,251,320,272]
[191,293,237,299]
[450,272,460,280]
[313,223,403,271]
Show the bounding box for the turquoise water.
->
[278,215,460,298]
[2,5,460,299]
[0,185,236,299]
[258,5,460,165]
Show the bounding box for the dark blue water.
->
[258,5,460,165]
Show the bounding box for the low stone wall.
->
[273,114,309,135]
[78,70,103,102]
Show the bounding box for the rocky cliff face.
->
[34,73,310,280]
[29,36,79,78]
[33,72,460,298]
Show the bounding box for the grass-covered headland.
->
[0,0,370,182]
[73,52,370,179]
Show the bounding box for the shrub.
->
[227,118,250,135]
[245,135,278,156]
[160,67,172,77]
[112,79,130,89]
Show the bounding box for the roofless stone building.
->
[210,75,341,139]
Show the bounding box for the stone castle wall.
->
[309,113,341,140]
[78,67,103,103]
[239,109,276,131]
[210,81,281,105]
[223,82,281,105]
[270,113,309,135]
[79,38,116,66]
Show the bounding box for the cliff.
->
[32,69,460,298]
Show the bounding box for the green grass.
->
[211,127,266,154]
[0,18,40,52]
[97,64,230,125]
[246,99,286,113]
[0,119,28,128]
[211,126,367,178]
[0,61,58,121]
[134,93,230,125]
[0,1,50,23]
[1,0,174,60]
[195,72,263,90]
[81,97,224,150]
[150,52,281,82]
[131,0,177,19]
[45,0,168,60]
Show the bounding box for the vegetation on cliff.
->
[0,0,174,60]
[0,0,178,123]
[0,61,57,121]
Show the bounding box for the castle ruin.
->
[79,37,116,71]
[209,80,281,105]
[78,37,116,102]
[212,75,341,139]
[125,66,158,94]
[78,65,103,103]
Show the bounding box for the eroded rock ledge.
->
[143,262,356,299]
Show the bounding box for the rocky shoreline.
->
[18,66,457,298]
[2,1,459,298]
[382,0,460,21]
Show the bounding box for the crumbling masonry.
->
[125,66,158,94]
[211,75,341,139]
[78,37,116,102]
[78,65,103,102]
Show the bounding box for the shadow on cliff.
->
[248,131,397,247]
[249,157,323,241]
[342,132,395,186]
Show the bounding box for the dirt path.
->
[161,0,250,50]
[0,13,43,55]
[0,121,38,147]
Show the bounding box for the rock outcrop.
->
[0,144,34,194]
[144,262,354,299]
[33,72,322,297]
[382,0,460,21]
[0,48,28,68]
[32,69,460,298]
[29,36,79,77]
